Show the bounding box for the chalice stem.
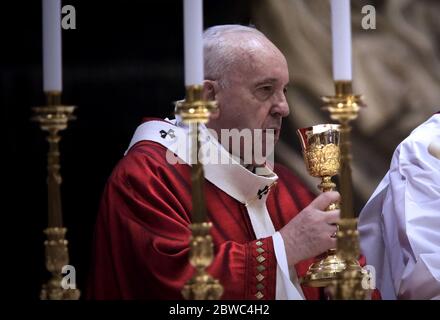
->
[319,176,338,211]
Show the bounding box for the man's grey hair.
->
[203,25,267,88]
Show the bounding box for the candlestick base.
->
[40,228,80,300]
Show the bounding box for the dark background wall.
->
[3,0,253,300]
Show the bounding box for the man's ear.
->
[203,80,217,101]
[203,80,220,120]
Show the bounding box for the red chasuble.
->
[86,138,325,300]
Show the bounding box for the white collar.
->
[126,119,279,206]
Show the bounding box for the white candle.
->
[183,0,204,86]
[42,0,62,92]
[330,0,352,81]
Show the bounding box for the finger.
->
[328,224,338,238]
[321,235,337,251]
[310,191,340,211]
[323,222,337,233]
[318,238,337,254]
[323,210,340,224]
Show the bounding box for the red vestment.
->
[86,139,324,299]
[87,119,380,300]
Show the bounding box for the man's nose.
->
[271,93,290,118]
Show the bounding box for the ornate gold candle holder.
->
[297,124,361,287]
[33,91,80,300]
[321,81,369,300]
[175,85,223,300]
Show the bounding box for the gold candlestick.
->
[297,124,362,287]
[322,81,370,300]
[33,91,80,300]
[175,85,223,300]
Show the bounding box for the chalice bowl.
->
[296,124,358,287]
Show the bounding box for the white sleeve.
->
[386,118,440,299]
[272,232,305,300]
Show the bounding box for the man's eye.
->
[256,86,273,98]
[283,87,288,95]
[254,86,273,101]
[259,86,273,92]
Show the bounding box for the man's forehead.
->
[253,77,288,86]
[227,56,289,84]
[242,51,288,78]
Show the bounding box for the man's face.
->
[207,37,290,165]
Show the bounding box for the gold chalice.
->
[297,124,360,287]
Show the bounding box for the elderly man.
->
[359,112,440,300]
[87,25,340,300]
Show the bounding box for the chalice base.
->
[300,250,362,288]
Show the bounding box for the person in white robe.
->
[358,113,440,299]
